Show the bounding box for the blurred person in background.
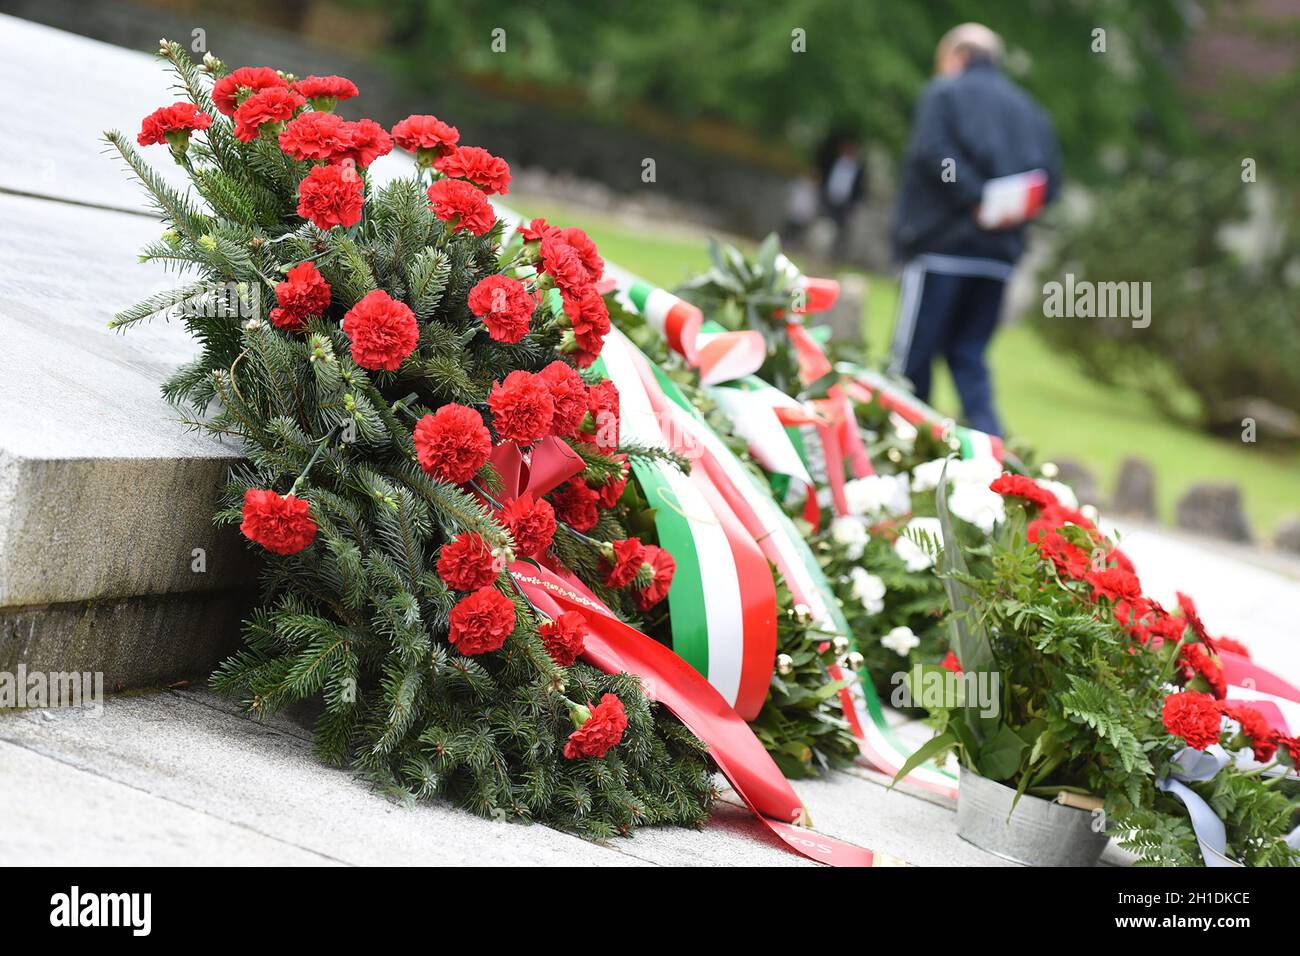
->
[888,23,1060,437]
[816,128,867,259]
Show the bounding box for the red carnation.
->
[488,370,554,446]
[1140,607,1189,646]
[468,274,534,344]
[426,178,495,236]
[1277,734,1300,768]
[414,404,492,484]
[990,473,1059,510]
[1175,591,1215,651]
[635,545,676,609]
[335,118,393,169]
[597,454,629,508]
[296,163,364,230]
[437,531,498,591]
[538,361,588,436]
[279,111,350,161]
[391,114,460,162]
[1161,691,1223,751]
[539,611,587,667]
[342,289,419,371]
[292,74,359,108]
[559,226,604,283]
[1030,523,1090,580]
[233,87,304,142]
[563,286,611,350]
[550,481,600,532]
[240,488,317,555]
[270,260,331,332]
[212,66,287,116]
[563,693,627,759]
[1179,642,1227,699]
[448,586,515,655]
[519,217,554,242]
[137,102,212,148]
[497,493,556,558]
[584,379,620,451]
[435,145,512,195]
[603,537,648,589]
[1216,636,1250,658]
[941,651,963,674]
[539,233,590,298]
[1222,703,1277,762]
[1084,567,1144,605]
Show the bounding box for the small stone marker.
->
[1175,483,1252,543]
[1052,457,1103,508]
[1112,457,1156,519]
[1273,517,1300,555]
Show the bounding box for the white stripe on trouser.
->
[889,261,925,376]
[915,253,1014,281]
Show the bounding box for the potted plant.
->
[893,469,1300,866]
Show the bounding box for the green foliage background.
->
[371,0,1195,179]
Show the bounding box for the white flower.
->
[894,516,941,571]
[910,457,950,494]
[948,456,1002,489]
[947,482,1005,535]
[849,567,886,614]
[1037,479,1078,510]
[882,625,920,656]
[890,413,919,443]
[830,515,868,560]
[844,473,911,518]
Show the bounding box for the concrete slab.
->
[0,689,651,866]
[0,688,872,865]
[748,770,1016,867]
[0,591,244,690]
[0,738,340,865]
[0,190,249,684]
[0,13,195,212]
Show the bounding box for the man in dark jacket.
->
[889,23,1060,437]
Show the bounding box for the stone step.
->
[0,17,253,685]
[0,189,249,685]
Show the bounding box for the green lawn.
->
[511,198,1300,539]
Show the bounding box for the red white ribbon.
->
[511,560,886,866]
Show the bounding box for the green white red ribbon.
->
[615,271,959,797]
[593,330,777,720]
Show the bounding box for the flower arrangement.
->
[107,42,716,835]
[897,470,1300,866]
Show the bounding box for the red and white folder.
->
[976,168,1049,229]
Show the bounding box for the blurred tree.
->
[370,0,1196,178]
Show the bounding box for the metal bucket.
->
[956,771,1109,866]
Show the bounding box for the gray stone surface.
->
[0,688,842,866]
[0,191,251,681]
[0,591,244,690]
[1175,482,1252,543]
[766,768,1014,866]
[1112,456,1156,519]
